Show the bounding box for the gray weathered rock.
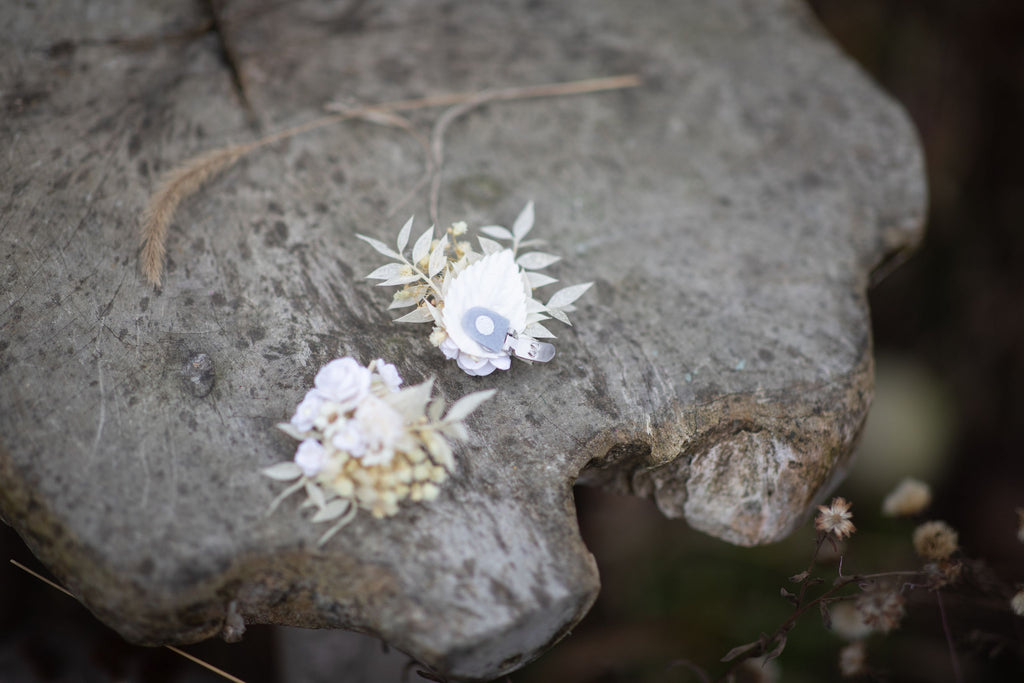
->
[0,0,924,679]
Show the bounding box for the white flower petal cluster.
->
[440,250,527,375]
[359,201,592,376]
[262,357,493,545]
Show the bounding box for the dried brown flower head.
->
[913,520,959,561]
[923,558,963,589]
[838,641,867,678]
[881,477,932,517]
[856,583,906,633]
[816,497,856,540]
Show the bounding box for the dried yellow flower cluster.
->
[263,357,493,544]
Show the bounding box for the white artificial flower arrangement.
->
[262,357,493,544]
[359,202,592,376]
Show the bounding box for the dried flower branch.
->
[711,494,977,681]
[138,74,640,286]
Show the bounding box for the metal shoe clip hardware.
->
[461,307,556,363]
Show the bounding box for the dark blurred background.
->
[3,1,1023,681]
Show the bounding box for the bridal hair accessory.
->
[262,357,494,544]
[359,202,592,376]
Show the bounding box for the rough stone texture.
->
[0,0,925,680]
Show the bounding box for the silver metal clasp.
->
[503,332,556,363]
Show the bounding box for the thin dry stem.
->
[430,96,488,225]
[349,109,437,219]
[10,559,247,683]
[139,74,641,286]
[323,74,641,116]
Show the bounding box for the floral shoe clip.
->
[262,357,493,544]
[359,202,592,376]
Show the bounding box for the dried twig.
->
[138,74,641,286]
[429,96,487,226]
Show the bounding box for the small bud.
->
[881,477,931,517]
[856,583,905,633]
[829,601,873,641]
[1011,589,1024,617]
[839,641,867,677]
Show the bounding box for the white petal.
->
[547,282,593,309]
[524,322,556,338]
[393,307,435,323]
[512,201,535,240]
[479,225,513,240]
[384,379,434,419]
[311,499,351,523]
[443,389,496,423]
[428,234,449,278]
[477,236,504,255]
[262,462,303,480]
[365,263,404,280]
[516,251,561,270]
[412,224,434,264]
[396,216,413,253]
[442,250,529,358]
[377,273,421,286]
[388,293,422,309]
[526,272,559,289]
[357,234,402,260]
[547,307,571,325]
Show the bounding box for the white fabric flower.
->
[439,337,512,376]
[374,358,403,392]
[314,357,371,408]
[268,354,495,537]
[290,389,325,432]
[353,395,405,466]
[440,249,528,376]
[294,438,327,477]
[329,419,366,457]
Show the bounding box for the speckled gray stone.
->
[0,0,925,679]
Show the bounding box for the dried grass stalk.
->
[139,74,641,287]
[140,144,249,285]
[9,560,247,682]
